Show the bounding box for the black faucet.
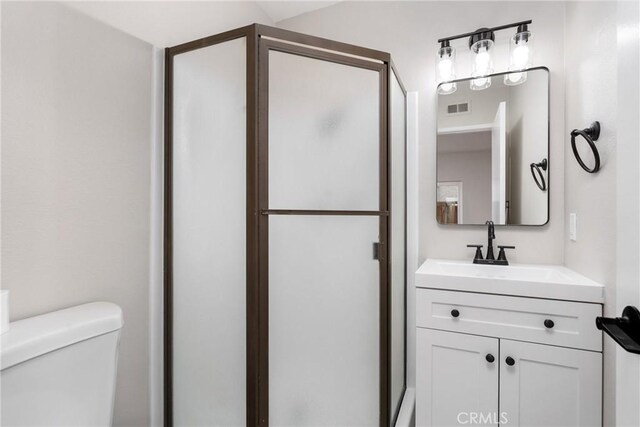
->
[467,220,516,265]
[485,220,496,261]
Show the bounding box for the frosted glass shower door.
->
[263,41,386,426]
[267,49,381,211]
[269,216,380,426]
[171,37,246,426]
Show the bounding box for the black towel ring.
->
[529,158,548,191]
[570,121,601,173]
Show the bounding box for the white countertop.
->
[416,259,605,303]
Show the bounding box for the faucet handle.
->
[497,245,516,263]
[467,244,484,263]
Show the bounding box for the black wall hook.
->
[596,306,640,354]
[571,121,601,173]
[529,158,548,191]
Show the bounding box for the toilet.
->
[0,302,123,426]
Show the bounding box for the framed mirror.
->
[436,66,549,225]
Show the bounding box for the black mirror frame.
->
[435,66,551,227]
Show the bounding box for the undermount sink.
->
[416,259,604,303]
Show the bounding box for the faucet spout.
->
[485,220,495,260]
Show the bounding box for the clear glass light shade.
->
[470,76,492,90]
[470,39,494,76]
[504,71,527,86]
[438,81,457,95]
[510,31,532,69]
[469,39,494,90]
[504,30,532,86]
[436,45,457,95]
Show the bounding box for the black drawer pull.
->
[485,354,495,363]
[544,319,555,329]
[506,356,515,366]
[451,309,460,318]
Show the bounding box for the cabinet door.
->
[500,339,602,427]
[416,329,499,427]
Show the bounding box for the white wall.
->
[563,3,619,426]
[1,3,152,426]
[279,1,566,267]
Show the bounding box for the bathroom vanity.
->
[416,259,604,427]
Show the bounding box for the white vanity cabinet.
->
[415,260,605,427]
[417,328,500,427]
[498,339,602,427]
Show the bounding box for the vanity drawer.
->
[416,289,602,351]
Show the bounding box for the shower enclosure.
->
[164,24,407,427]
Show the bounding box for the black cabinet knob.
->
[451,309,460,318]
[544,319,555,329]
[506,356,515,366]
[485,354,495,363]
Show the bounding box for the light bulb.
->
[438,58,454,81]
[508,27,532,72]
[475,49,491,75]
[438,82,457,95]
[507,72,523,83]
[470,76,491,91]
[470,35,494,81]
[436,43,456,83]
[504,71,527,86]
[475,77,488,86]
[512,44,530,68]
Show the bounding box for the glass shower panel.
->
[268,50,380,210]
[269,215,380,426]
[390,70,407,421]
[172,38,246,426]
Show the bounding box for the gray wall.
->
[1,2,152,426]
[437,148,492,224]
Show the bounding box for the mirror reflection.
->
[436,67,549,225]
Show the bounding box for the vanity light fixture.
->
[504,24,533,86]
[436,20,533,93]
[436,40,457,94]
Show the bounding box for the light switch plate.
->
[569,213,577,241]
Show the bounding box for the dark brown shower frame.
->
[164,23,407,427]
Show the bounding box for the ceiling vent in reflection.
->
[446,101,470,115]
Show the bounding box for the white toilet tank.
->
[0,302,123,427]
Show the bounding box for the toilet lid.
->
[0,302,123,370]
